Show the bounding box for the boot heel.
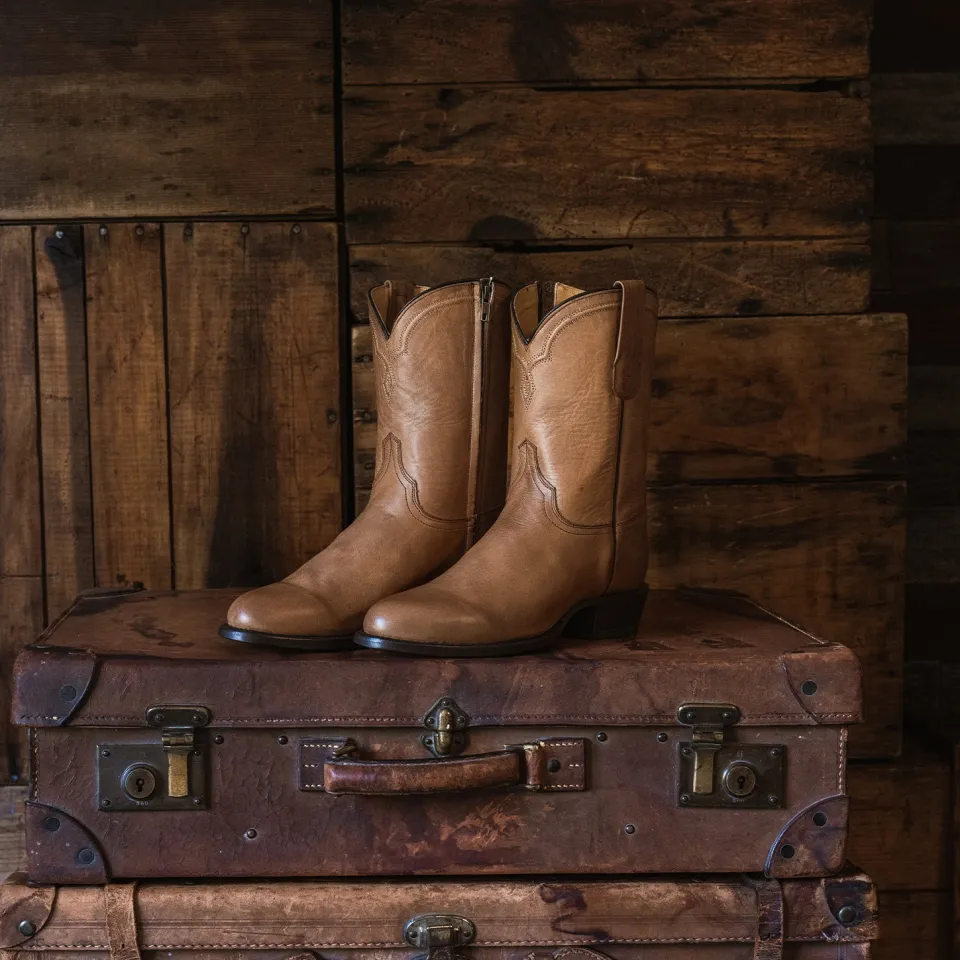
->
[563,585,649,641]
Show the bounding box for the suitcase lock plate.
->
[404,914,476,960]
[676,703,785,809]
[96,706,210,812]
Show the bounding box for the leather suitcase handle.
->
[324,749,523,795]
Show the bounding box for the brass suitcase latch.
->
[676,702,785,809]
[97,705,210,812]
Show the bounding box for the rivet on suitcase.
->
[14,586,861,883]
[0,869,878,960]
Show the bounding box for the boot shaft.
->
[368,279,512,538]
[511,280,659,586]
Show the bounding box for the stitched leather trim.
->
[515,440,609,535]
[513,298,618,406]
[380,434,469,529]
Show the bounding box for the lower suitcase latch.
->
[96,705,210,812]
[676,703,784,809]
[404,914,476,960]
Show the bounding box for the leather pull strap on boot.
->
[356,279,659,656]
[221,278,512,649]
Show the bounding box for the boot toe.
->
[363,586,500,645]
[227,582,346,637]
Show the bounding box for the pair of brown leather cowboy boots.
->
[220,277,659,657]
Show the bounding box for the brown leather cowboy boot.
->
[355,279,658,656]
[221,278,512,649]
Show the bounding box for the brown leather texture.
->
[362,281,659,646]
[224,278,512,637]
[16,588,859,882]
[0,870,877,959]
[317,739,586,795]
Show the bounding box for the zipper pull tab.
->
[479,277,494,324]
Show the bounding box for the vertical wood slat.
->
[84,223,171,590]
[34,226,94,619]
[0,226,43,784]
[165,222,342,590]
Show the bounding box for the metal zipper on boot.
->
[479,276,494,324]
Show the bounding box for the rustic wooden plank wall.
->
[0,0,947,947]
[871,0,960,948]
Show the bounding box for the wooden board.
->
[873,73,960,146]
[349,239,870,321]
[343,86,870,243]
[0,227,42,785]
[34,226,94,621]
[165,222,342,589]
[847,748,952,891]
[343,0,870,84]
[84,223,171,590]
[352,313,907,483]
[0,786,25,881]
[0,1,335,218]
[872,892,952,960]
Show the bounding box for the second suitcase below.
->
[0,869,878,960]
[14,586,861,883]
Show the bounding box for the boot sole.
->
[219,624,355,652]
[353,585,649,658]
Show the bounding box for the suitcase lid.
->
[0,870,878,953]
[13,587,861,730]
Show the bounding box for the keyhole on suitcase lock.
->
[121,765,157,801]
[721,762,757,799]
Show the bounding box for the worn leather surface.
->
[18,588,858,880]
[25,804,108,884]
[363,281,659,645]
[224,278,512,636]
[28,720,849,879]
[14,589,861,728]
[0,871,876,954]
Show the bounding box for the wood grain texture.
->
[352,313,906,483]
[34,226,94,621]
[343,0,870,84]
[0,786,25,881]
[847,748,952,891]
[350,239,870,320]
[343,86,871,243]
[872,892,952,960]
[873,73,960,145]
[0,0,335,218]
[165,222,342,589]
[85,223,171,590]
[0,227,42,785]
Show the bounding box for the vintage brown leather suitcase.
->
[0,869,877,960]
[13,586,860,883]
